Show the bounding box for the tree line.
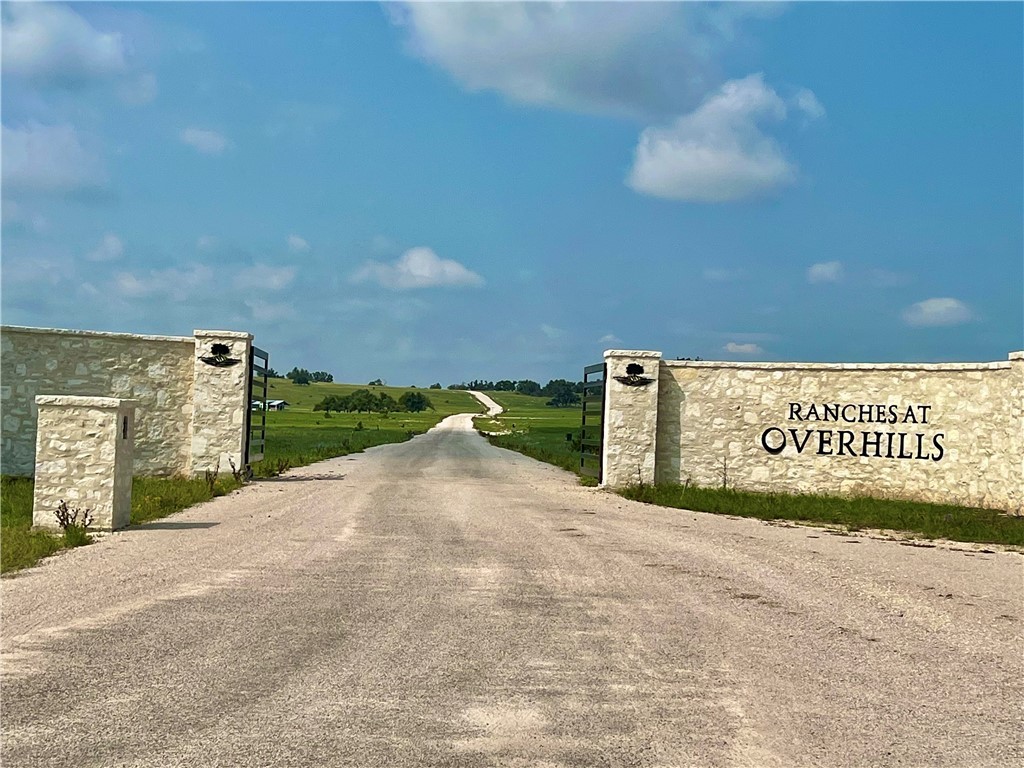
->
[313,390,433,415]
[444,378,584,408]
[285,367,333,385]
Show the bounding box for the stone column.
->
[602,350,662,487]
[32,396,136,532]
[1010,351,1024,515]
[190,330,253,475]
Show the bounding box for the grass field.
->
[474,391,591,481]
[472,392,1023,546]
[621,483,1024,547]
[249,379,482,476]
[2,381,484,573]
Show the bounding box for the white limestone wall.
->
[190,330,253,474]
[1,326,194,476]
[641,353,1023,513]
[2,325,257,478]
[32,396,136,532]
[602,351,662,486]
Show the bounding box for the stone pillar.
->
[1010,351,1024,515]
[32,396,136,532]
[190,330,253,475]
[602,350,662,487]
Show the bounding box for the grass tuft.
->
[620,483,1024,547]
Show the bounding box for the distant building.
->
[252,399,289,411]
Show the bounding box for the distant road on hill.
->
[2,413,1020,766]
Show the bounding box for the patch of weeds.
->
[54,500,93,548]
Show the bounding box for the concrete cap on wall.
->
[1010,351,1024,361]
[35,395,139,409]
[194,330,253,340]
[604,350,663,359]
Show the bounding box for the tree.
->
[546,389,581,408]
[287,367,311,385]
[347,389,377,413]
[311,371,334,383]
[375,392,398,414]
[515,379,541,396]
[313,394,348,413]
[429,383,442,389]
[368,378,385,387]
[543,379,581,407]
[399,391,433,412]
[266,368,282,378]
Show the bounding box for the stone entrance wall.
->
[1,325,253,477]
[602,350,1024,514]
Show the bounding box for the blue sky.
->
[2,2,1021,385]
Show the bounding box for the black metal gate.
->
[580,362,606,481]
[245,345,269,466]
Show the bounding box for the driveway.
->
[2,414,1021,767]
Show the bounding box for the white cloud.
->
[287,234,310,253]
[352,247,484,290]
[1,200,48,233]
[724,342,764,355]
[197,235,217,252]
[244,298,296,323]
[114,264,214,302]
[233,264,296,292]
[794,88,826,120]
[627,74,812,203]
[903,298,973,328]
[1,122,107,192]
[703,267,747,282]
[392,2,772,119]
[540,324,565,340]
[599,333,622,346]
[1,3,126,87]
[180,127,228,155]
[86,233,124,262]
[117,72,158,105]
[807,261,843,284]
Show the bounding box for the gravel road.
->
[2,413,1022,767]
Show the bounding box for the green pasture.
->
[261,378,479,415]
[622,483,1024,547]
[250,381,482,476]
[2,382,484,573]
[474,391,590,480]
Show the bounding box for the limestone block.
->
[655,354,1024,513]
[32,396,136,532]
[1,325,195,476]
[602,350,662,487]
[189,330,253,475]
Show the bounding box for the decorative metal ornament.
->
[614,361,654,386]
[199,342,241,368]
[614,374,655,387]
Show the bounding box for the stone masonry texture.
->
[601,351,1024,514]
[2,325,254,478]
[190,331,253,475]
[32,396,136,532]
